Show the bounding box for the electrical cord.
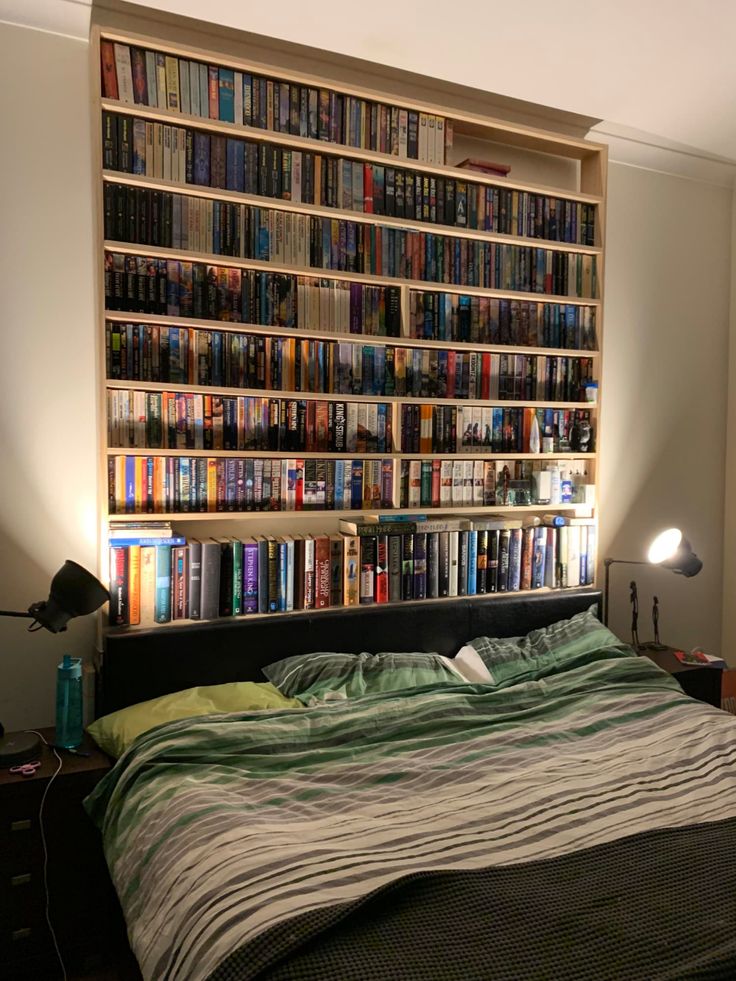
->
[24,729,68,981]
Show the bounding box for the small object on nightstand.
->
[9,760,41,778]
[671,648,726,668]
[641,646,724,708]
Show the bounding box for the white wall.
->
[0,15,733,733]
[599,162,731,654]
[0,21,98,731]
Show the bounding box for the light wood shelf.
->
[107,447,596,461]
[104,241,601,306]
[105,377,596,410]
[102,171,602,257]
[104,310,600,358]
[105,502,591,523]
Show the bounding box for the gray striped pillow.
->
[467,607,635,688]
[263,651,465,704]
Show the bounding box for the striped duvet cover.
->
[85,656,736,981]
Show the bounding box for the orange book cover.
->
[207,457,218,511]
[100,40,118,99]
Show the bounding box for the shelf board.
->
[104,241,601,306]
[103,171,602,257]
[105,378,595,410]
[105,503,593,522]
[103,310,600,358]
[106,447,596,461]
[100,98,604,205]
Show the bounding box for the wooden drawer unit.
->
[0,729,127,980]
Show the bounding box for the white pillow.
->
[453,645,495,684]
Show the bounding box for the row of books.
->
[101,40,450,163]
[107,516,596,626]
[108,456,394,514]
[107,388,593,455]
[400,406,593,455]
[104,112,595,245]
[410,292,597,351]
[108,392,393,453]
[106,185,598,296]
[105,323,595,402]
[107,454,592,515]
[398,459,592,510]
[105,258,401,335]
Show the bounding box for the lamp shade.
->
[647,529,702,578]
[28,560,110,633]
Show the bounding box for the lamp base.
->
[637,641,670,653]
[0,730,42,767]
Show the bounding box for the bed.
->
[88,589,736,980]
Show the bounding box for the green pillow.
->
[263,651,465,704]
[87,681,302,757]
[466,607,635,688]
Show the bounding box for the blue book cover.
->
[467,529,478,595]
[508,528,522,592]
[154,545,172,623]
[218,68,235,123]
[377,404,387,453]
[124,457,135,513]
[544,528,556,588]
[278,540,288,611]
[532,527,547,589]
[212,332,223,386]
[350,460,364,510]
[334,460,345,510]
[258,225,270,261]
[233,139,245,193]
[108,536,186,547]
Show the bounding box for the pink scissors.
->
[9,760,41,777]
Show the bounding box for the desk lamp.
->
[603,528,702,629]
[0,561,109,765]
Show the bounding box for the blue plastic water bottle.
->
[55,655,83,749]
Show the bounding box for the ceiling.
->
[4,0,736,167]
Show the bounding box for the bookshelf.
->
[92,23,607,627]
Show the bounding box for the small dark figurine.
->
[570,417,593,453]
[629,580,640,650]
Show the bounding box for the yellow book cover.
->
[139,546,156,626]
[127,545,141,625]
[207,457,218,511]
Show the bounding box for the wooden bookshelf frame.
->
[92,20,607,617]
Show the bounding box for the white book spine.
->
[113,43,134,104]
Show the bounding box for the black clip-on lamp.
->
[603,528,703,640]
[0,561,110,765]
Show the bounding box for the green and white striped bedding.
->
[85,656,736,981]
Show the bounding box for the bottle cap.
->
[58,656,82,679]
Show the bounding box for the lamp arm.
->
[603,558,648,627]
[0,609,36,619]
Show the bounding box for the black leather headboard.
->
[99,589,601,715]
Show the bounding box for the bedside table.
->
[0,728,127,979]
[639,647,723,708]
